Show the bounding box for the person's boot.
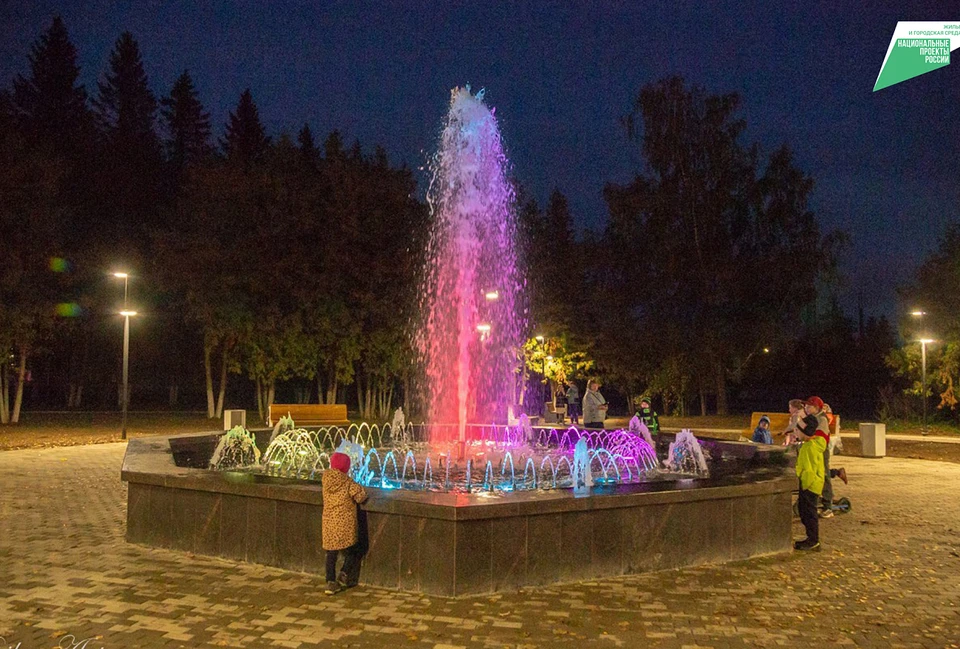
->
[795,539,821,552]
[324,581,342,595]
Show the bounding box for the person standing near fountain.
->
[793,399,828,551]
[565,380,581,426]
[582,381,608,429]
[322,452,368,594]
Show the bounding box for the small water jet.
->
[663,429,710,476]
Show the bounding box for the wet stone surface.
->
[1,443,959,648]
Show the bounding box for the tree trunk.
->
[204,342,216,418]
[215,350,228,418]
[325,367,338,404]
[71,333,88,410]
[699,385,707,416]
[355,374,364,416]
[518,363,528,408]
[715,364,728,416]
[316,374,324,404]
[362,375,374,420]
[0,359,9,424]
[255,378,264,423]
[168,383,178,408]
[12,345,28,424]
[367,380,375,420]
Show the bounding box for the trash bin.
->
[223,409,246,430]
[859,422,886,457]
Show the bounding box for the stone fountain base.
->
[122,431,794,597]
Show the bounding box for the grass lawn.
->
[606,414,749,431]
[0,411,235,451]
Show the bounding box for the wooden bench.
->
[267,403,349,427]
[745,411,840,439]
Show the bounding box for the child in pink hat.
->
[322,452,368,594]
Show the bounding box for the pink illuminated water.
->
[418,87,525,444]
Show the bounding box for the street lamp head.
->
[919,338,934,344]
[535,334,545,343]
[120,310,138,317]
[476,323,491,333]
[911,310,927,317]
[763,347,770,353]
[114,272,129,278]
[546,355,554,361]
[484,290,499,301]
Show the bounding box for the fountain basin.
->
[123,430,794,597]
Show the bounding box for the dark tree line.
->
[1,17,424,423]
[521,77,896,419]
[2,18,901,425]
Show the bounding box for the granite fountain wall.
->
[122,431,794,597]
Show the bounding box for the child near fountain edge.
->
[793,397,829,552]
[322,452,368,594]
[636,397,660,434]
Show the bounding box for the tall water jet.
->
[419,87,525,445]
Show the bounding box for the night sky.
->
[3,1,957,319]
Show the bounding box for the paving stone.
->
[1,444,960,648]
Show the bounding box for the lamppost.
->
[919,338,934,436]
[911,310,932,436]
[114,272,133,440]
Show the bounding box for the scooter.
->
[793,494,852,517]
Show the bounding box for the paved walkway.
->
[660,426,960,445]
[1,444,959,649]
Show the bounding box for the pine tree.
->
[297,123,318,169]
[93,32,160,156]
[160,70,212,170]
[221,89,269,165]
[11,16,91,154]
[545,190,575,253]
[324,130,344,161]
[92,31,162,238]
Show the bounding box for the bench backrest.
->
[268,403,348,426]
[746,411,840,437]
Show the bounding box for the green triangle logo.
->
[875,38,951,91]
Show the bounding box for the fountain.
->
[121,86,796,596]
[419,87,524,448]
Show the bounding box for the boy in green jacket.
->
[636,397,660,434]
[793,396,829,551]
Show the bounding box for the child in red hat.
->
[322,451,368,594]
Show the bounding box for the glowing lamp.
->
[114,272,129,278]
[763,347,770,353]
[911,310,926,316]
[476,323,492,333]
[919,338,934,344]
[535,335,545,343]
[546,355,554,361]
[484,290,500,300]
[120,310,138,317]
